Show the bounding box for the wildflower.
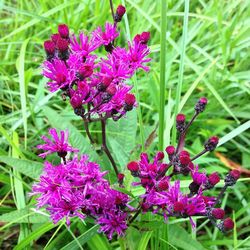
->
[58,24,69,39]
[114,5,126,22]
[98,212,128,240]
[204,136,219,152]
[195,97,207,113]
[42,59,74,92]
[92,22,119,47]
[37,128,78,158]
[176,114,186,133]
[212,208,225,220]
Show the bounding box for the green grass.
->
[0,0,250,249]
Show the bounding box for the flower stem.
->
[213,185,228,207]
[101,118,119,176]
[109,0,115,21]
[176,112,198,154]
[83,119,95,144]
[190,149,207,161]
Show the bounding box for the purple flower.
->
[42,59,75,92]
[92,22,119,46]
[37,128,78,158]
[70,32,100,58]
[127,39,151,72]
[98,212,127,240]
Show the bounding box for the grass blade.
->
[172,0,190,144]
[159,0,167,151]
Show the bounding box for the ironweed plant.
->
[31,2,240,240]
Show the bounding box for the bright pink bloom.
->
[37,128,78,158]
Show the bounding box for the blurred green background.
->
[0,0,249,249]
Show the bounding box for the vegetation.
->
[0,0,249,249]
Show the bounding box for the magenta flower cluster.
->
[42,15,150,121]
[127,98,240,232]
[33,129,130,239]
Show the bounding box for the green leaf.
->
[16,38,30,149]
[218,120,250,146]
[14,222,56,250]
[107,110,137,169]
[0,156,43,179]
[60,225,99,250]
[169,224,205,250]
[0,207,49,224]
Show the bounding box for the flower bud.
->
[114,5,126,22]
[157,177,169,191]
[101,85,116,103]
[158,163,168,174]
[140,32,150,44]
[70,94,83,109]
[56,37,68,52]
[58,24,69,38]
[117,173,125,185]
[51,33,60,44]
[223,218,234,231]
[225,169,240,186]
[56,37,69,60]
[208,172,220,186]
[204,136,219,152]
[195,97,208,113]
[155,151,164,161]
[77,64,93,80]
[230,170,240,180]
[179,150,190,165]
[212,208,225,219]
[127,161,139,177]
[133,34,141,43]
[44,40,55,55]
[124,93,136,111]
[176,114,186,133]
[97,77,112,92]
[173,201,184,212]
[165,145,175,155]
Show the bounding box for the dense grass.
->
[0,0,250,249]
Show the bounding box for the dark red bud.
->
[58,24,69,38]
[176,114,186,123]
[51,33,60,44]
[134,34,141,43]
[165,146,175,155]
[223,218,234,230]
[208,172,220,185]
[173,202,184,212]
[179,150,190,157]
[140,32,150,44]
[127,161,139,172]
[212,208,225,219]
[124,93,136,106]
[116,5,126,16]
[118,173,125,181]
[157,178,169,191]
[156,151,164,161]
[199,97,207,104]
[70,94,82,109]
[159,163,168,173]
[56,37,68,52]
[230,170,240,180]
[78,64,93,78]
[43,40,55,54]
[204,136,219,152]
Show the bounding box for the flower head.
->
[37,128,78,158]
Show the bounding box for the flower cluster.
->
[33,129,130,239]
[127,98,240,232]
[42,5,150,121]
